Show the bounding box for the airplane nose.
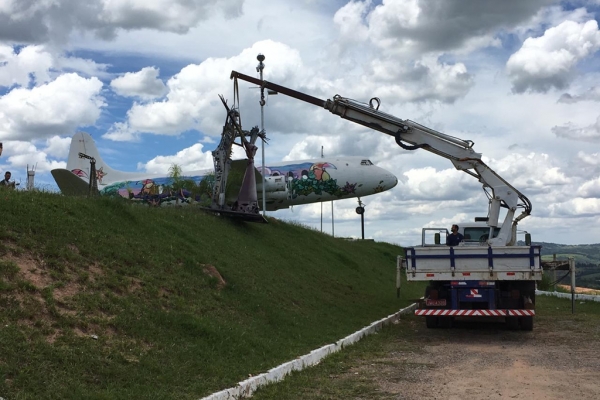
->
[388,173,398,189]
[378,167,398,190]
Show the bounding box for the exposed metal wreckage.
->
[201,79,268,223]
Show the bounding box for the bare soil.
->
[351,317,600,399]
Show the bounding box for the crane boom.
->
[230,71,531,246]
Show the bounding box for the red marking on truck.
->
[462,272,471,276]
[426,273,435,277]
[507,272,515,276]
[466,289,482,298]
[415,309,535,316]
[425,299,447,307]
[508,310,535,316]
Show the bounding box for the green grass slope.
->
[0,190,422,399]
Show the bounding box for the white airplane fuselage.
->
[51,132,398,210]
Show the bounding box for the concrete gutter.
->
[536,290,600,303]
[200,302,417,400]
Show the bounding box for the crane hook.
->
[369,97,381,110]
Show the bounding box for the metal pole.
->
[553,254,557,292]
[321,146,323,233]
[361,212,365,239]
[569,256,575,314]
[331,201,334,237]
[257,54,266,217]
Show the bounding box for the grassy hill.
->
[0,190,422,399]
[534,241,600,264]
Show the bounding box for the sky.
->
[1,0,600,246]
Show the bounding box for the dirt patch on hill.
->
[557,284,600,295]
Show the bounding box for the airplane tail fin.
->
[66,132,120,185]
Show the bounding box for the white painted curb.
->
[536,290,600,303]
[199,303,417,400]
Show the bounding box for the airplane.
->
[51,132,398,211]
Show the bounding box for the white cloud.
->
[400,166,480,201]
[100,0,243,33]
[332,0,370,45]
[105,40,306,140]
[486,153,570,195]
[336,0,552,56]
[578,177,600,198]
[507,19,600,93]
[55,54,111,80]
[364,56,473,103]
[552,115,600,142]
[138,142,214,174]
[549,198,600,217]
[43,136,72,158]
[0,0,244,44]
[558,86,600,103]
[577,151,600,166]
[0,140,67,173]
[0,44,111,88]
[110,66,167,100]
[0,73,105,141]
[103,122,139,142]
[0,44,53,87]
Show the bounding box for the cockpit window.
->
[360,159,373,166]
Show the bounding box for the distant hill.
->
[523,242,600,290]
[528,242,600,264]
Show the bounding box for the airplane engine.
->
[257,176,287,193]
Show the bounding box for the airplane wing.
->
[51,169,89,196]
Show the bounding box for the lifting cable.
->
[547,271,571,287]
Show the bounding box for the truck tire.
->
[520,316,533,331]
[426,316,438,329]
[438,317,453,329]
[506,317,519,330]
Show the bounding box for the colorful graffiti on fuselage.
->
[99,175,208,205]
[261,161,358,199]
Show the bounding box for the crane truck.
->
[229,70,541,330]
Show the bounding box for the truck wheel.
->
[520,316,533,331]
[438,317,453,329]
[506,317,519,330]
[425,316,438,329]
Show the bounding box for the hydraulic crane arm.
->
[230,71,532,246]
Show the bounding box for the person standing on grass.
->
[0,171,15,189]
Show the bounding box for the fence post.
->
[553,254,557,292]
[569,257,575,314]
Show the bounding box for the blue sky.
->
[1,0,600,245]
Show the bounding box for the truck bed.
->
[404,245,542,281]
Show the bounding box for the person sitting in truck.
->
[446,224,464,246]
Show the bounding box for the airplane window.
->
[360,160,373,166]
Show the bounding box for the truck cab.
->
[421,223,502,247]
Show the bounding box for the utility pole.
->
[321,146,323,233]
[257,53,266,217]
[356,198,365,239]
